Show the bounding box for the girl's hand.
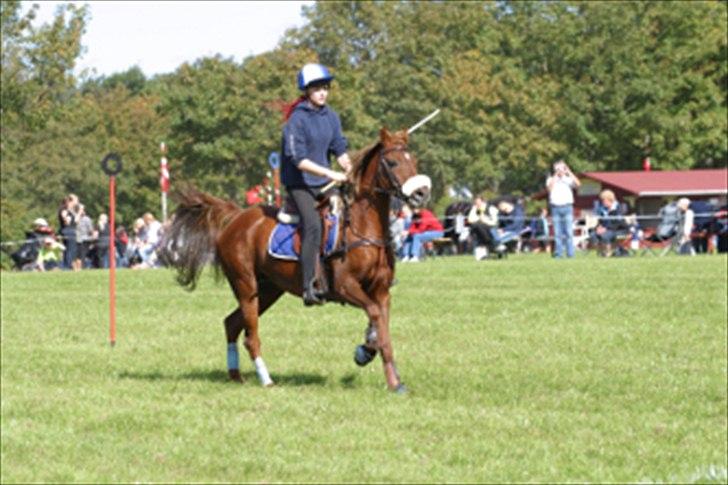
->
[328,170,348,183]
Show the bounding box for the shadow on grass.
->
[117,368,328,387]
[339,372,360,389]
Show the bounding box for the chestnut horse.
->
[162,128,431,392]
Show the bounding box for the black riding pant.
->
[288,185,323,288]
[471,222,494,248]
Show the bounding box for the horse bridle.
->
[374,145,410,201]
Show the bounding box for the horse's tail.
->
[161,184,242,291]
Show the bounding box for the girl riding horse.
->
[281,63,351,306]
[162,68,432,393]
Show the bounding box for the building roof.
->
[581,169,728,196]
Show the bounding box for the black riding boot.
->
[289,187,325,307]
[303,278,324,306]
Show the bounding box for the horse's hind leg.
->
[224,279,282,386]
[224,309,245,382]
[242,279,284,387]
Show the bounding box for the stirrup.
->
[303,281,325,306]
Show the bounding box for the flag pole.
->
[160,142,169,222]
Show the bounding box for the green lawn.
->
[1,254,727,483]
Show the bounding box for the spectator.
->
[491,197,526,252]
[141,212,163,267]
[546,160,580,258]
[401,207,444,262]
[126,218,147,268]
[10,218,55,270]
[75,204,94,270]
[590,189,629,257]
[36,237,65,272]
[96,213,110,268]
[688,199,715,253]
[115,225,130,268]
[389,207,408,259]
[443,200,473,254]
[715,204,728,253]
[676,197,696,256]
[57,193,80,270]
[467,195,499,260]
[528,207,551,253]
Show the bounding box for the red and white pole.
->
[160,142,169,223]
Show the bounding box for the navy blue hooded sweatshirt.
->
[280,101,348,188]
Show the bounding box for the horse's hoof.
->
[393,383,408,395]
[263,381,276,388]
[228,369,244,383]
[354,345,377,367]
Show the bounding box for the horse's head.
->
[363,127,431,207]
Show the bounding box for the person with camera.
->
[546,160,581,258]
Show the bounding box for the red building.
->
[573,169,727,226]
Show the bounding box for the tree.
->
[153,48,315,201]
[1,1,88,246]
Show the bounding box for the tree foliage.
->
[1,0,726,255]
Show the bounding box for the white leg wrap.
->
[254,357,273,387]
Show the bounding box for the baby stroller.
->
[443,201,472,255]
[9,232,43,271]
[641,202,682,255]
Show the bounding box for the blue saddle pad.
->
[268,214,340,261]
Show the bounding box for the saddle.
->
[276,189,342,254]
[270,190,345,299]
[277,190,343,225]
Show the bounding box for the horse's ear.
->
[379,127,391,144]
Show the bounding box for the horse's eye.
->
[386,159,398,168]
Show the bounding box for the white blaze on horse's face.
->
[402,174,432,207]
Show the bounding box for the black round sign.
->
[101,153,123,176]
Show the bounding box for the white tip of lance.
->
[407,109,441,135]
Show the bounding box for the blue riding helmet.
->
[297,63,335,91]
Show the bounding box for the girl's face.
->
[306,83,329,107]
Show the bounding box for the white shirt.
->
[681,209,694,242]
[146,220,162,246]
[547,174,576,206]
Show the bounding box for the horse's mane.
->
[348,130,408,192]
[350,141,381,182]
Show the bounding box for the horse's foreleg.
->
[342,282,403,392]
[374,292,405,393]
[354,322,378,366]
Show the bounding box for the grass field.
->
[1,254,727,483]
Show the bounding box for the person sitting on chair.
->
[491,197,526,253]
[401,207,444,262]
[590,189,629,257]
[467,195,499,260]
[36,236,65,272]
[280,63,351,305]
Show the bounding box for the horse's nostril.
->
[408,187,431,207]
